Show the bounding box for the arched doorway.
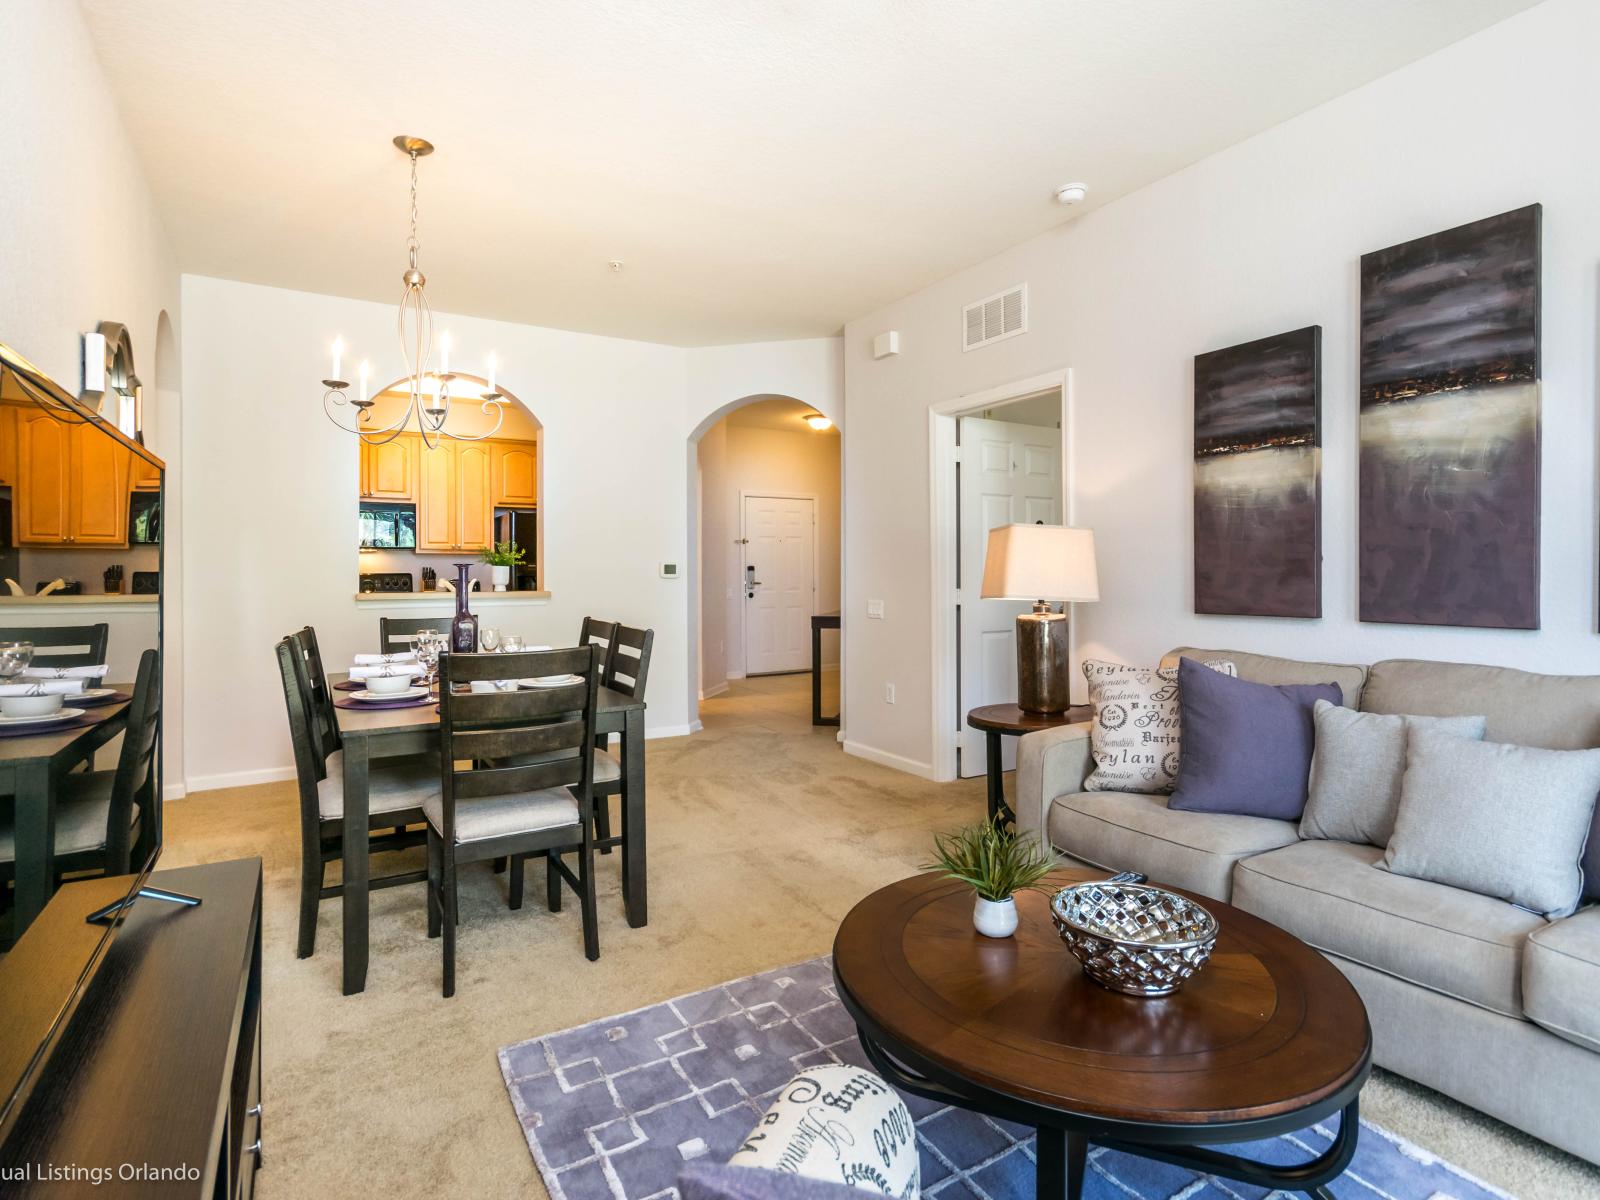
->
[685,393,842,731]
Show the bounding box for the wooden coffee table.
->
[832,870,1371,1200]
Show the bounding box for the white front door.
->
[957,416,1063,777]
[743,494,815,675]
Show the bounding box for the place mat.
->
[333,695,435,711]
[334,680,362,692]
[0,714,97,739]
[499,954,1514,1200]
[78,690,132,708]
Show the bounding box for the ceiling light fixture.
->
[320,136,506,446]
[1055,181,1089,206]
[804,413,833,431]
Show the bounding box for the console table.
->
[0,859,264,1198]
[810,612,840,727]
[966,702,1091,826]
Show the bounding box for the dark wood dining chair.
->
[378,616,453,655]
[578,617,619,668]
[592,624,653,853]
[0,647,160,892]
[0,624,110,669]
[430,646,601,996]
[274,636,434,960]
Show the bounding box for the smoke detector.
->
[1055,182,1088,206]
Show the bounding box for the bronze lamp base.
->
[1016,602,1072,714]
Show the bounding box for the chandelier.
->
[321,136,506,447]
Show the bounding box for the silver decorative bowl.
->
[1049,872,1219,997]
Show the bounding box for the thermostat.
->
[659,562,680,579]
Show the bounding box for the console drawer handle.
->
[246,1138,263,1166]
[247,1104,262,1119]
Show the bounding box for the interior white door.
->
[743,495,815,675]
[957,416,1063,777]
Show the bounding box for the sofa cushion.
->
[1046,791,1299,901]
[1166,646,1367,708]
[1361,658,1600,750]
[1524,907,1600,1053]
[1382,728,1600,919]
[1233,840,1545,1018]
[1301,702,1487,847]
[1168,657,1340,820]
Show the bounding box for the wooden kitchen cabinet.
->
[359,435,417,501]
[417,439,493,553]
[492,439,538,506]
[130,447,162,491]
[0,404,18,487]
[14,408,71,544]
[69,422,131,544]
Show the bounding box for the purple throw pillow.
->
[1169,655,1342,820]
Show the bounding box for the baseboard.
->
[700,681,729,700]
[185,764,298,794]
[842,740,937,780]
[726,671,747,680]
[163,783,188,801]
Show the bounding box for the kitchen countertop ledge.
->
[0,594,158,605]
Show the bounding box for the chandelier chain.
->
[407,150,421,268]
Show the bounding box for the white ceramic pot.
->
[973,895,1018,938]
[491,564,510,592]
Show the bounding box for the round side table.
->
[965,702,1091,826]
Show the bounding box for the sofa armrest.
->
[1015,722,1093,852]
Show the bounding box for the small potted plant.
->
[482,540,526,592]
[924,820,1055,938]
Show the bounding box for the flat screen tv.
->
[0,340,167,1139]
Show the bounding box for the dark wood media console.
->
[0,859,263,1198]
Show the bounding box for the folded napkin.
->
[349,664,422,681]
[0,680,85,696]
[469,679,520,693]
[20,664,108,680]
[353,652,419,665]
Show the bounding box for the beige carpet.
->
[162,672,1597,1200]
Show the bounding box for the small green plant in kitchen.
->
[923,819,1056,938]
[482,540,526,567]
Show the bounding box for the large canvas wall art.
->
[1193,326,1321,618]
[1359,204,1541,629]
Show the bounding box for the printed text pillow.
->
[1082,658,1236,793]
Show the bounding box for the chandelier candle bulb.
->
[487,353,496,393]
[358,360,369,403]
[440,332,451,376]
[331,337,343,383]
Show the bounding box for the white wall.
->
[700,420,842,691]
[842,0,1600,776]
[180,276,845,790]
[0,0,184,791]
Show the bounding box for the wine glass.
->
[0,641,34,679]
[413,631,442,694]
[502,635,524,654]
[480,627,501,653]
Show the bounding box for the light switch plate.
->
[659,562,679,579]
[866,599,885,619]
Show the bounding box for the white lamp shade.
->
[980,524,1099,602]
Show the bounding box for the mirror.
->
[0,339,165,1134]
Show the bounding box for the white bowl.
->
[1,693,65,718]
[364,672,417,695]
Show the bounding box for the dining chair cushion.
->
[424,788,580,845]
[0,771,133,860]
[316,750,437,822]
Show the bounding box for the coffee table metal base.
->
[852,1019,1364,1200]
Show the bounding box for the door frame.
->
[739,490,819,676]
[928,368,1075,783]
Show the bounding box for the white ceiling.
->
[78,0,1540,347]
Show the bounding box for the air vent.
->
[962,284,1027,351]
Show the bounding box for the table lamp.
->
[980,524,1099,714]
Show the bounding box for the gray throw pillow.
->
[1301,702,1488,847]
[1382,728,1600,918]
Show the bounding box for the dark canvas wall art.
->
[1359,204,1541,629]
[1193,325,1322,618]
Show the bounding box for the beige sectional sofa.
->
[1016,647,1600,1166]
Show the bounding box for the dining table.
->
[0,689,134,938]
[329,673,648,995]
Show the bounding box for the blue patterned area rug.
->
[499,956,1513,1200]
